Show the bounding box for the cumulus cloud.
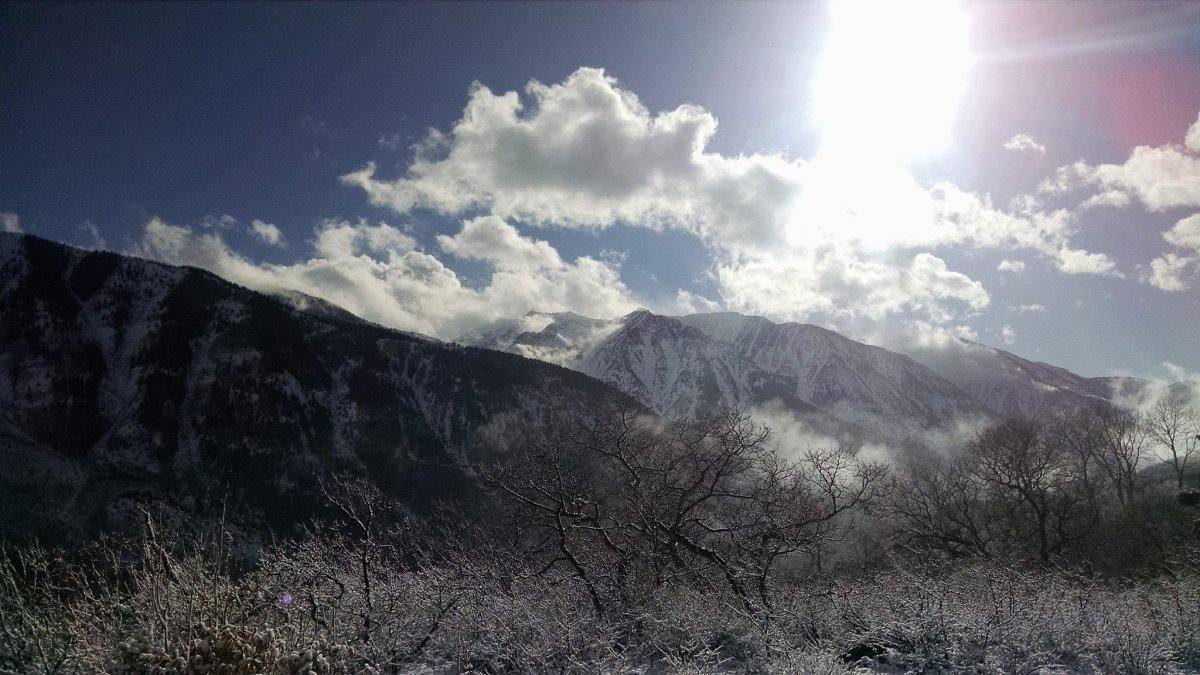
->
[131,215,638,339]
[340,67,1119,332]
[1004,133,1045,155]
[342,67,807,253]
[1036,112,1200,292]
[716,250,989,326]
[1144,214,1200,291]
[997,259,1025,273]
[1039,111,1200,212]
[249,219,286,248]
[1079,189,1133,210]
[436,214,561,271]
[312,219,415,259]
[1187,111,1200,154]
[999,324,1016,344]
[1164,213,1200,251]
[1055,246,1120,276]
[1,212,21,233]
[1144,252,1197,292]
[672,289,722,315]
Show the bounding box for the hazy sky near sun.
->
[2,1,1199,379]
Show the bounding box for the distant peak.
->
[523,309,595,322]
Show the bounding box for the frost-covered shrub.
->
[0,545,87,673]
[4,445,1200,675]
[3,534,1199,673]
[817,560,1200,674]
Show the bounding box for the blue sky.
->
[2,1,1199,380]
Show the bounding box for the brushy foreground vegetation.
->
[2,401,1199,673]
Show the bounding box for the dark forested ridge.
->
[0,233,637,542]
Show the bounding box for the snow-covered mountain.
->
[460,309,1152,441]
[0,233,636,542]
[912,339,1150,420]
[461,309,995,440]
[457,311,618,366]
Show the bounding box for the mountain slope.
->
[913,339,1150,420]
[463,308,1156,436]
[463,309,994,440]
[677,312,993,435]
[0,233,636,542]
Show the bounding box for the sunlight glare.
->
[812,0,974,162]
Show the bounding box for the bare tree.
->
[888,454,995,559]
[1089,404,1153,505]
[968,418,1100,565]
[317,475,408,647]
[1145,386,1200,490]
[478,406,888,618]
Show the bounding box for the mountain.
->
[457,311,617,366]
[460,310,1157,442]
[912,339,1150,420]
[461,309,994,440]
[0,233,636,543]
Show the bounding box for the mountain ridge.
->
[0,233,639,542]
[460,307,1154,439]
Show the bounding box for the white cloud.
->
[1003,133,1045,155]
[1017,303,1046,313]
[672,289,721,315]
[1144,252,1197,292]
[339,67,1117,333]
[436,215,561,271]
[1164,213,1200,252]
[341,67,773,246]
[999,324,1016,344]
[1142,214,1200,292]
[1055,246,1120,277]
[1163,361,1200,383]
[1186,111,1200,153]
[927,186,1116,277]
[131,216,638,339]
[1036,113,1200,292]
[338,69,1092,263]
[997,259,1025,273]
[716,250,989,325]
[312,219,415,259]
[249,219,286,248]
[0,212,21,233]
[1079,189,1133,210]
[1039,111,1200,211]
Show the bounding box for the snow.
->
[468,307,999,440]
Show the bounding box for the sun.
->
[812,0,974,163]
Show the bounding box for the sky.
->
[2,1,1199,380]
